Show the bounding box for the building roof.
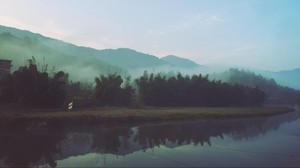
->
[0,59,12,71]
[0,59,12,62]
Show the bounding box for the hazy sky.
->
[1,0,300,71]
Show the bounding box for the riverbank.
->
[0,106,294,127]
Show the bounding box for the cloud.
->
[0,16,31,30]
[94,36,127,49]
[202,45,257,65]
[73,38,106,49]
[71,36,127,50]
[41,21,75,39]
[147,30,166,35]
[170,20,192,30]
[0,16,76,41]
[196,13,226,25]
[149,44,160,49]
[171,13,226,30]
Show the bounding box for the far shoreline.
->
[0,106,294,127]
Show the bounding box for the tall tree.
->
[0,58,68,108]
[94,74,134,106]
[136,72,266,107]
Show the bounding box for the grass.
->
[0,106,294,126]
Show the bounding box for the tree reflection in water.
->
[0,123,67,167]
[0,110,299,167]
[91,127,133,154]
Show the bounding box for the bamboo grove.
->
[136,71,266,107]
[0,59,268,109]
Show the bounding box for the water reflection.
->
[0,125,67,167]
[1,110,300,167]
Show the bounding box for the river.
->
[1,106,300,167]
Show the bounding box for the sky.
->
[1,0,300,71]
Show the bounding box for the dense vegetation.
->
[0,58,68,108]
[0,32,126,82]
[94,75,133,106]
[0,59,269,109]
[0,58,133,108]
[211,69,300,105]
[136,71,266,107]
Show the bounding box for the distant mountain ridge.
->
[259,68,300,90]
[0,25,299,90]
[0,25,201,71]
[95,48,169,69]
[0,32,124,82]
[161,55,200,68]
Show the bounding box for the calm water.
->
[1,106,300,167]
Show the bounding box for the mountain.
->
[0,25,170,69]
[0,32,124,82]
[210,68,300,105]
[0,25,203,81]
[161,55,200,68]
[0,25,46,41]
[3,25,297,90]
[259,68,300,90]
[94,48,169,69]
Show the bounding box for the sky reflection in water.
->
[1,108,300,167]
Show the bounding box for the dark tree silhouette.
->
[136,72,266,107]
[0,58,68,108]
[94,74,134,106]
[214,68,300,105]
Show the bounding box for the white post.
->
[68,101,73,111]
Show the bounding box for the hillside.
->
[260,69,300,90]
[161,55,200,68]
[0,25,201,72]
[95,48,169,69]
[0,32,124,82]
[210,68,300,105]
[1,25,297,91]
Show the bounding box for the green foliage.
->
[94,74,134,106]
[215,68,300,105]
[4,59,294,109]
[0,73,14,103]
[67,81,94,108]
[0,58,68,108]
[136,71,266,107]
[0,32,127,82]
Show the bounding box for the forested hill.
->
[259,68,300,90]
[0,32,125,82]
[211,69,300,105]
[1,25,297,94]
[92,48,168,69]
[161,55,201,69]
[0,25,201,73]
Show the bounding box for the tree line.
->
[0,59,267,109]
[213,68,300,105]
[0,58,68,108]
[136,71,266,107]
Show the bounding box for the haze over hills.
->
[0,31,125,82]
[0,25,299,90]
[0,25,202,81]
[94,48,168,69]
[259,69,300,90]
[0,26,204,77]
[161,55,201,69]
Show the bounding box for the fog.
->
[1,28,299,91]
[0,33,127,83]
